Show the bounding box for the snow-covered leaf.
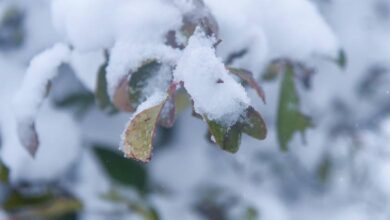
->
[174,29,249,125]
[207,119,241,153]
[128,61,172,112]
[122,85,176,162]
[123,102,165,162]
[206,106,267,153]
[277,64,312,151]
[13,43,71,157]
[228,67,266,104]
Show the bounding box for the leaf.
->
[17,121,39,157]
[159,95,176,128]
[128,61,171,111]
[206,120,241,153]
[95,60,118,114]
[53,92,95,117]
[337,49,347,69]
[262,60,284,81]
[93,146,148,192]
[3,189,54,211]
[113,76,134,112]
[7,196,82,219]
[123,84,177,162]
[174,88,191,116]
[277,64,312,151]
[102,190,160,220]
[181,1,219,39]
[123,99,167,163]
[244,207,259,220]
[0,160,9,183]
[317,155,332,183]
[241,107,267,140]
[228,67,266,104]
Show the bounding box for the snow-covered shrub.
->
[2,0,390,219]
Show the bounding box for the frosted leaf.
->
[13,43,71,156]
[174,29,249,126]
[121,92,168,163]
[106,41,181,99]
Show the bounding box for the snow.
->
[132,91,167,117]
[256,0,339,60]
[51,0,182,52]
[205,0,339,75]
[174,29,250,125]
[70,50,105,92]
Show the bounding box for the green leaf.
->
[241,107,267,140]
[317,155,332,183]
[102,190,160,220]
[206,120,241,153]
[0,160,9,183]
[228,67,266,104]
[277,64,312,151]
[95,60,118,114]
[337,49,347,69]
[173,88,191,116]
[245,207,259,220]
[93,146,148,192]
[123,100,166,163]
[3,190,54,211]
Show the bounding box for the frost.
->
[174,29,250,125]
